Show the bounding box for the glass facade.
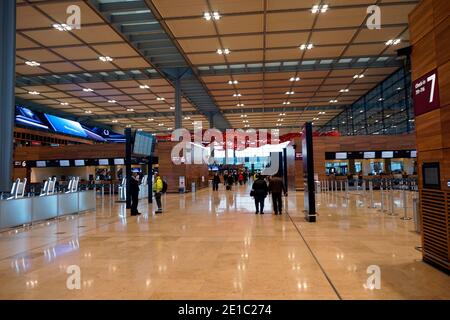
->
[319,68,414,135]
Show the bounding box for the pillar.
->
[409,0,450,273]
[174,77,182,129]
[0,0,16,192]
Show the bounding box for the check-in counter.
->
[0,190,96,230]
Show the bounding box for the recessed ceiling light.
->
[126,124,132,128]
[279,113,286,116]
[217,48,230,55]
[204,12,220,21]
[329,99,338,103]
[386,39,401,46]
[112,120,118,123]
[299,43,313,50]
[339,89,349,93]
[148,118,154,121]
[139,84,150,89]
[285,91,294,95]
[52,23,72,31]
[184,116,191,120]
[60,102,69,106]
[228,80,238,85]
[233,93,242,97]
[28,91,40,95]
[25,61,40,67]
[240,114,247,118]
[236,103,245,107]
[353,74,364,79]
[244,124,250,128]
[108,100,117,103]
[289,77,300,82]
[311,4,329,13]
[84,110,92,114]
[318,111,326,115]
[313,117,319,121]
[126,108,134,112]
[83,88,94,92]
[167,127,173,131]
[99,56,113,62]
[158,123,164,126]
[156,97,165,101]
[378,98,384,101]
[282,101,291,105]
[170,107,175,110]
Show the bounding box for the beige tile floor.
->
[0,185,448,300]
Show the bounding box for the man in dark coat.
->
[130,172,141,216]
[212,172,221,191]
[268,174,287,215]
[251,174,268,214]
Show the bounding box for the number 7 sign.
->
[413,69,440,116]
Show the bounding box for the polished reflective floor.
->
[0,185,449,300]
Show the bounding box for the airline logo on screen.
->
[413,69,440,116]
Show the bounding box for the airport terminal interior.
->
[0,0,449,300]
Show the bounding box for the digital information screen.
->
[99,159,109,166]
[364,152,376,159]
[36,161,47,168]
[75,160,85,166]
[114,158,125,165]
[45,114,88,138]
[60,160,70,167]
[335,152,348,160]
[133,131,155,156]
[411,150,417,158]
[382,151,394,158]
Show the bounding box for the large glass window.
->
[319,68,414,136]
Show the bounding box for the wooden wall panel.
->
[409,0,434,44]
[415,109,443,151]
[156,141,209,193]
[410,0,450,273]
[14,144,125,161]
[411,29,436,80]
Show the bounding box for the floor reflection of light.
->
[297,281,308,291]
[26,280,38,288]
[336,253,344,260]
[146,279,152,288]
[292,263,301,271]
[288,252,295,260]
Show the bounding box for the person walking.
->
[251,174,268,214]
[212,172,221,191]
[268,174,287,215]
[238,172,244,185]
[130,172,141,216]
[226,174,234,191]
[153,173,164,213]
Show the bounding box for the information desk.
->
[0,190,96,230]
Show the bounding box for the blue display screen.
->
[45,114,88,138]
[15,106,49,130]
[133,131,155,156]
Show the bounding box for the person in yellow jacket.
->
[153,173,163,213]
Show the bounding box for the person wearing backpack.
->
[153,173,164,213]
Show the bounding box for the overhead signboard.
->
[413,69,440,116]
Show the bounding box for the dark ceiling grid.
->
[160,1,420,21]
[17,0,156,120]
[87,0,231,130]
[204,0,243,121]
[321,26,411,130]
[298,0,384,124]
[283,0,325,126]
[174,22,411,42]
